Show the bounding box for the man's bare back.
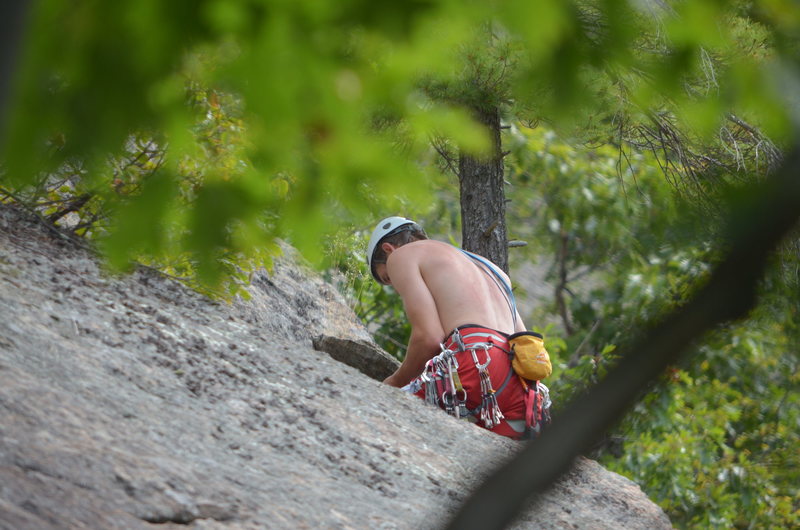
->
[377,239,524,387]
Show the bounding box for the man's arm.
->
[382,246,445,387]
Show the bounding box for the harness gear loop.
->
[416,326,553,438]
[470,342,504,429]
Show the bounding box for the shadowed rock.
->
[312,335,400,381]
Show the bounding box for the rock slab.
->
[312,334,400,381]
[0,204,672,529]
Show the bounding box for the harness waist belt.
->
[444,324,510,351]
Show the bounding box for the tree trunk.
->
[0,0,31,129]
[458,105,508,272]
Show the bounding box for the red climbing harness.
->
[410,324,551,440]
[403,248,552,440]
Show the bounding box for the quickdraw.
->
[472,343,504,429]
[420,329,506,427]
[520,379,552,439]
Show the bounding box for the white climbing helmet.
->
[366,216,416,281]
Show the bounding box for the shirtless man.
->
[367,216,548,439]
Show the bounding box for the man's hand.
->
[383,373,402,387]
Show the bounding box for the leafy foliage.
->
[608,315,799,528]
[4,1,797,284]
[504,126,800,528]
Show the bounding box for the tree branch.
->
[554,231,575,336]
[569,319,601,366]
[46,193,93,224]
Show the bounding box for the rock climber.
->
[366,216,550,439]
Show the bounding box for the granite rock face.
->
[0,204,672,529]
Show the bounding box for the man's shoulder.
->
[388,240,452,265]
[397,239,452,256]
